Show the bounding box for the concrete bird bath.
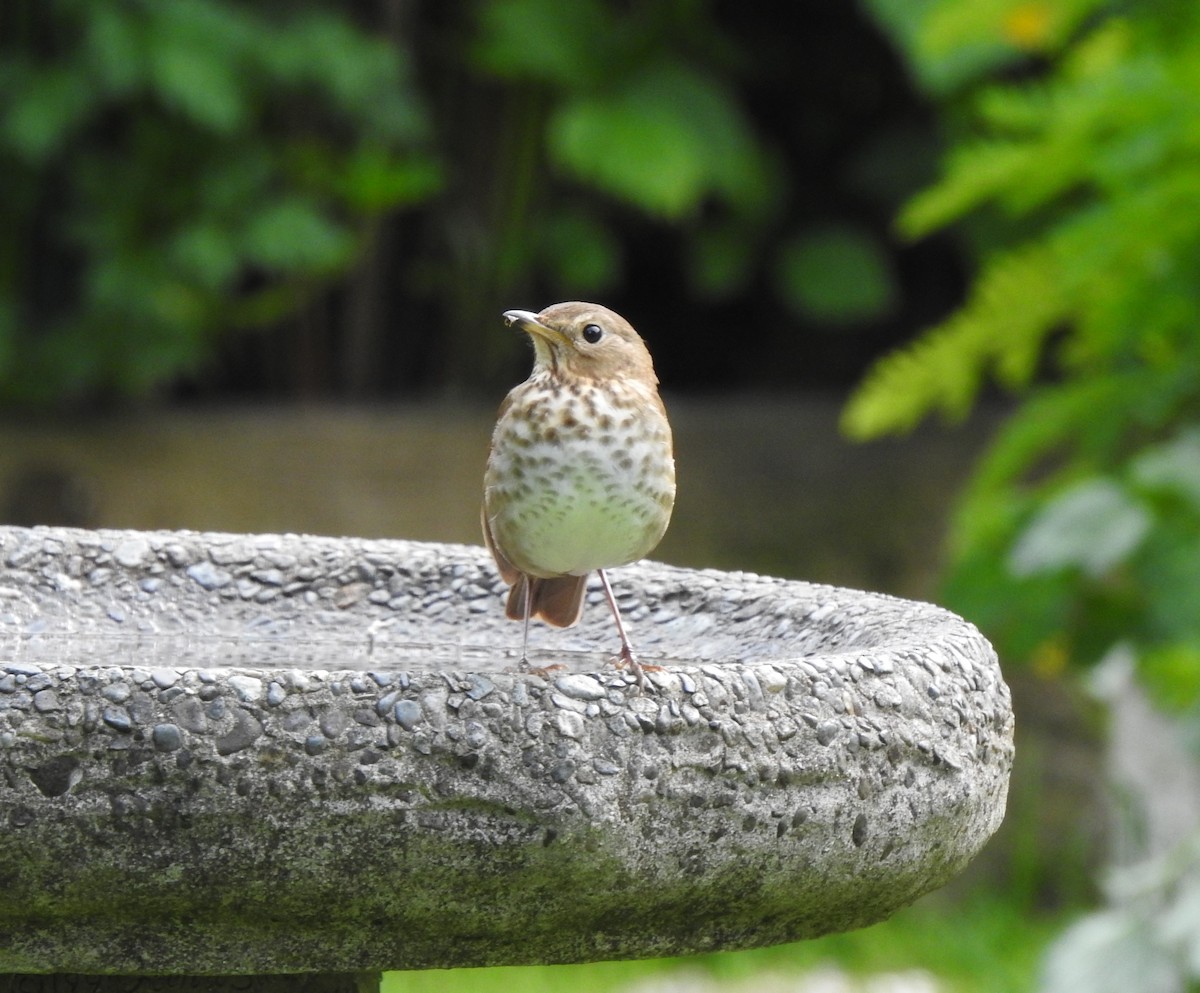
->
[0,525,1012,992]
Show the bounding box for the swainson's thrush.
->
[482,302,676,687]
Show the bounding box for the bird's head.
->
[502,302,658,385]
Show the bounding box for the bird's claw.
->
[506,659,567,680]
[612,646,662,692]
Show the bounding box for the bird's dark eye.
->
[582,324,603,344]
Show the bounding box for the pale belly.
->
[484,383,675,578]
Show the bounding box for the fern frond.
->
[899,139,1035,237]
[841,243,1066,438]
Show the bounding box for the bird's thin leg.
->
[511,576,564,680]
[597,569,648,690]
[521,576,532,667]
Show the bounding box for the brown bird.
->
[482,302,676,687]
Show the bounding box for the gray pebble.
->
[466,675,495,701]
[816,720,840,746]
[235,578,260,600]
[172,697,206,732]
[32,690,61,713]
[215,710,263,755]
[102,708,132,733]
[102,683,131,704]
[25,673,51,692]
[394,699,422,731]
[757,667,788,693]
[228,675,263,703]
[376,690,401,717]
[320,709,349,738]
[555,711,585,739]
[550,692,587,714]
[874,687,902,709]
[4,662,40,681]
[554,674,606,701]
[113,537,150,569]
[186,561,233,591]
[280,711,310,732]
[152,724,183,751]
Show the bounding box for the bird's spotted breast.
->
[484,375,675,578]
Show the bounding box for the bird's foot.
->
[611,645,662,692]
[506,657,567,680]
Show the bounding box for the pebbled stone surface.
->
[0,525,1013,975]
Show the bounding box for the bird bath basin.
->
[0,525,1012,991]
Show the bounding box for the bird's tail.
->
[506,574,587,628]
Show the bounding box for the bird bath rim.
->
[0,524,1012,979]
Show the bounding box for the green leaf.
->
[84,5,146,95]
[1008,478,1151,578]
[550,77,704,217]
[3,66,95,160]
[242,199,353,272]
[549,62,762,219]
[774,225,898,324]
[271,13,422,141]
[337,148,442,213]
[471,0,612,89]
[169,223,239,290]
[145,3,248,132]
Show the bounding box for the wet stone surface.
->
[0,525,1013,976]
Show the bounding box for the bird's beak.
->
[503,310,571,348]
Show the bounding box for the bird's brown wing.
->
[481,503,520,585]
[483,385,586,629]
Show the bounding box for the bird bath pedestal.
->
[0,526,1012,992]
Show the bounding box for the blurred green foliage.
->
[3,0,912,402]
[850,2,1200,988]
[1,0,439,403]
[774,224,899,325]
[434,0,790,385]
[470,0,774,225]
[385,890,1057,993]
[848,0,1200,705]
